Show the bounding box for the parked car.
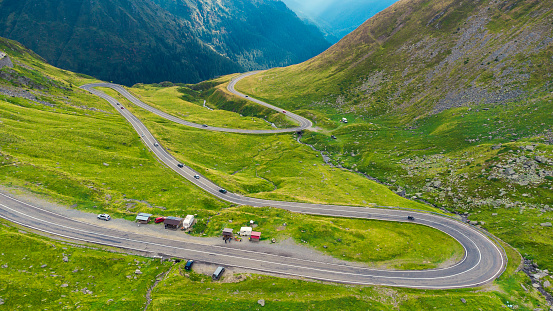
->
[97,214,111,221]
[331,135,337,139]
[177,163,184,168]
[219,189,227,194]
[155,217,166,223]
[184,260,194,270]
[407,216,415,221]
[194,175,200,179]
[212,266,225,280]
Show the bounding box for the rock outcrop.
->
[0,51,13,69]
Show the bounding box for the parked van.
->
[212,266,225,280]
[184,260,194,270]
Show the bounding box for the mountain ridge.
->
[240,0,552,121]
[0,0,330,85]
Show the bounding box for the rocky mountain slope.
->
[152,0,331,70]
[0,0,330,85]
[243,0,552,119]
[236,0,553,295]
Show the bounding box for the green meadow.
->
[0,36,468,270]
[0,36,549,310]
[95,85,464,269]
[0,219,548,310]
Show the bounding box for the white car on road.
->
[97,214,111,221]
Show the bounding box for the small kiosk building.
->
[135,213,152,224]
[164,216,184,230]
[250,231,261,241]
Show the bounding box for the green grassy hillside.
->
[239,0,552,119]
[0,36,466,270]
[0,219,546,310]
[234,0,553,287]
[0,36,549,309]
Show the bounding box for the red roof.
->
[251,231,261,239]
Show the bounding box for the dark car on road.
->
[202,124,208,127]
[219,189,227,194]
[407,216,415,221]
[177,163,184,168]
[184,260,194,270]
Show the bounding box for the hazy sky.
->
[283,0,397,18]
[282,0,399,42]
[284,0,337,17]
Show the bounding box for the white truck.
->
[182,215,195,229]
[240,226,253,236]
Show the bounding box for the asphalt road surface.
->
[0,73,506,289]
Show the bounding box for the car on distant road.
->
[194,175,200,179]
[202,124,208,127]
[177,163,184,168]
[155,217,166,223]
[407,216,415,221]
[282,110,286,113]
[97,214,111,221]
[154,143,159,147]
[245,95,249,98]
[184,260,194,270]
[219,189,227,194]
[120,107,124,109]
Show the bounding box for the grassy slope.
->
[238,0,553,118]
[0,37,548,309]
[98,85,463,269]
[0,220,171,310]
[0,219,546,311]
[147,242,545,311]
[234,0,553,274]
[0,36,464,270]
[128,83,277,130]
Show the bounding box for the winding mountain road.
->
[0,73,507,289]
[82,72,312,134]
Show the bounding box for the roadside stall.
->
[135,213,152,224]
